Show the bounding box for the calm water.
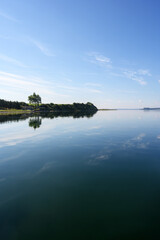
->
[0,110,160,239]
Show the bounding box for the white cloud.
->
[123,70,147,85]
[95,55,111,63]
[57,84,102,94]
[132,76,147,85]
[28,38,54,57]
[116,89,137,94]
[110,72,124,77]
[0,54,27,67]
[57,85,78,91]
[138,69,151,76]
[0,10,18,22]
[88,89,102,93]
[86,52,151,86]
[87,52,112,68]
[85,82,102,87]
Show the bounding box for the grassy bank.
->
[0,109,31,115]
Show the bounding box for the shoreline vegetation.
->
[0,98,98,115]
[98,109,117,111]
[0,108,117,114]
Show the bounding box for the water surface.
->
[0,110,160,239]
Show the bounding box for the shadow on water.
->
[0,111,97,129]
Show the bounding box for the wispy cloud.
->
[28,38,54,57]
[87,52,112,68]
[88,89,102,93]
[123,70,147,85]
[57,85,78,91]
[0,54,27,67]
[137,69,151,76]
[0,71,69,102]
[57,84,102,94]
[0,10,18,22]
[86,51,152,86]
[116,89,137,94]
[85,82,102,87]
[0,34,12,40]
[110,72,124,77]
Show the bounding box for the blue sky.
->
[0,0,160,108]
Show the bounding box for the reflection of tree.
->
[29,116,42,129]
[0,114,29,124]
[0,111,97,125]
[39,111,97,119]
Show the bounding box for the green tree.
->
[28,93,41,105]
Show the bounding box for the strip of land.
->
[0,99,98,115]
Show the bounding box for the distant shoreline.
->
[143,108,160,110]
[98,109,117,111]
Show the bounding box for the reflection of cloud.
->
[157,135,160,139]
[0,118,58,148]
[96,154,109,160]
[0,152,25,164]
[123,133,149,149]
[85,133,101,136]
[0,193,22,207]
[137,143,148,149]
[89,126,102,130]
[0,178,6,183]
[87,132,150,166]
[36,162,55,175]
[0,132,38,148]
[133,133,146,141]
[88,153,110,165]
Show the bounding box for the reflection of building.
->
[29,116,42,129]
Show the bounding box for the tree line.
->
[0,93,97,112]
[0,99,27,109]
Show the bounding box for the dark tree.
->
[28,93,41,105]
